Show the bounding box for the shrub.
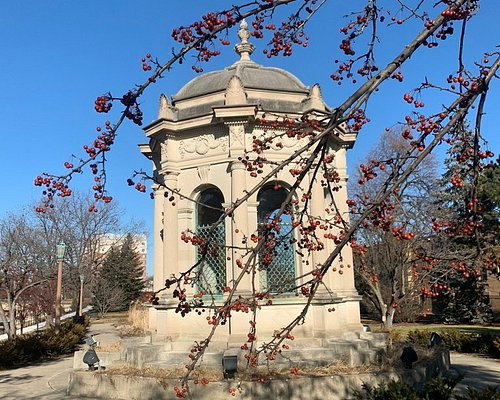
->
[0,317,89,368]
[405,329,500,359]
[493,336,500,358]
[128,301,148,333]
[351,376,500,400]
[351,380,420,400]
[388,329,404,345]
[423,375,462,400]
[406,329,431,347]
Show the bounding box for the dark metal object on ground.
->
[401,345,418,369]
[427,332,442,348]
[222,355,237,379]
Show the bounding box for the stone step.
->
[349,349,381,366]
[144,351,224,369]
[105,359,129,368]
[359,332,388,349]
[140,347,383,372]
[124,344,166,368]
[168,339,229,352]
[275,337,324,348]
[122,336,387,370]
[325,338,371,352]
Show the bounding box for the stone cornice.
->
[143,115,216,136]
[213,104,258,121]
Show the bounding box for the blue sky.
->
[1,1,498,274]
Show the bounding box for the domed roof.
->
[155,20,328,122]
[173,61,309,102]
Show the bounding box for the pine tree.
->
[435,126,494,323]
[478,156,500,262]
[93,235,144,312]
[443,275,492,324]
[117,235,145,305]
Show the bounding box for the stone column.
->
[246,201,260,288]
[309,169,328,268]
[178,206,195,296]
[213,103,257,301]
[152,185,165,293]
[308,169,333,296]
[230,160,252,293]
[332,147,357,296]
[227,123,252,293]
[163,171,180,283]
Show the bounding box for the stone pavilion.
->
[140,21,369,358]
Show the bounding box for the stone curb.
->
[68,350,450,400]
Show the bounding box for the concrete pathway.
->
[449,352,500,394]
[0,320,120,400]
[0,355,77,400]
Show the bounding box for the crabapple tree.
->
[36,0,499,395]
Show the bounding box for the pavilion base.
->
[119,329,388,371]
[149,292,364,342]
[119,294,386,371]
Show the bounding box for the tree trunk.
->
[9,308,17,339]
[46,314,54,329]
[384,307,396,330]
[0,306,12,341]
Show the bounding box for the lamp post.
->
[54,241,66,333]
[78,274,84,317]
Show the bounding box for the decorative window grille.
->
[258,220,296,294]
[257,184,296,294]
[196,187,226,295]
[196,224,226,295]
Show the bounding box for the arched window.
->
[257,184,296,294]
[196,187,226,295]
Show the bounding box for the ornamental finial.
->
[235,19,254,62]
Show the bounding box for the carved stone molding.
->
[269,134,305,151]
[160,142,168,163]
[178,134,228,159]
[228,124,245,148]
[178,207,194,215]
[157,94,177,120]
[302,84,326,112]
[197,165,211,183]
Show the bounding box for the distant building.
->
[486,274,500,321]
[97,234,147,281]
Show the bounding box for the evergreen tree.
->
[434,126,494,323]
[93,235,145,312]
[442,275,492,324]
[117,235,145,305]
[478,156,500,267]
